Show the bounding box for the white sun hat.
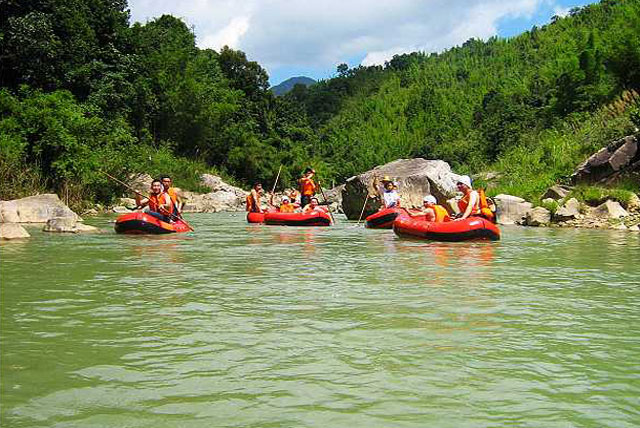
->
[423,195,437,204]
[456,175,472,188]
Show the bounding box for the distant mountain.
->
[271,76,316,96]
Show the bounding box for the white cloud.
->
[553,6,571,17]
[200,16,250,50]
[128,0,559,78]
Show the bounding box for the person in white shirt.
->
[373,175,400,209]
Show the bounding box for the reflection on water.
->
[1,214,639,427]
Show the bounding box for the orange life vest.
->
[477,188,495,221]
[167,187,180,212]
[149,192,173,215]
[433,204,450,222]
[300,177,317,196]
[279,204,295,213]
[458,191,481,216]
[246,191,261,213]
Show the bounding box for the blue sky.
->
[128,0,599,86]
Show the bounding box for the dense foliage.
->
[1,0,639,207]
[289,0,640,199]
[0,2,319,206]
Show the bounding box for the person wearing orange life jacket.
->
[136,179,174,222]
[298,167,317,209]
[277,196,297,213]
[160,175,183,216]
[410,195,450,222]
[246,182,264,213]
[451,175,481,221]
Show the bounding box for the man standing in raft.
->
[246,182,264,213]
[373,175,400,210]
[298,167,317,209]
[450,175,495,221]
[136,179,175,222]
[411,195,450,222]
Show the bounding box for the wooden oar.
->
[271,165,283,194]
[317,179,336,225]
[354,192,370,227]
[100,171,194,231]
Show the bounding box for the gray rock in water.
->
[494,194,532,225]
[43,217,99,233]
[0,194,79,223]
[542,185,572,200]
[592,200,628,219]
[554,197,581,221]
[525,207,551,227]
[340,158,461,220]
[0,223,30,240]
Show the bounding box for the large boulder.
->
[524,207,551,227]
[554,197,581,221]
[542,185,572,200]
[0,223,30,240]
[341,158,461,220]
[494,194,532,225]
[0,194,79,223]
[572,135,640,184]
[591,200,628,219]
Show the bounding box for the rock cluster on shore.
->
[0,194,100,240]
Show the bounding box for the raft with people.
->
[114,211,191,234]
[365,207,410,229]
[264,211,332,226]
[393,215,500,241]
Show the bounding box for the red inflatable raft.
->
[247,212,265,223]
[114,212,190,234]
[365,207,408,229]
[393,216,500,241]
[264,211,332,226]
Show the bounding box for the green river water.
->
[1,213,639,427]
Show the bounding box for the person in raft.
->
[136,179,174,222]
[448,175,496,221]
[410,195,450,222]
[277,195,297,213]
[373,175,400,209]
[298,167,317,209]
[246,182,264,213]
[286,188,301,207]
[302,197,327,214]
[160,175,183,216]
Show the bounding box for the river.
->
[1,213,639,427]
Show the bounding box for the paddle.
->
[267,165,283,209]
[354,192,370,227]
[100,171,194,231]
[271,165,283,195]
[316,179,336,225]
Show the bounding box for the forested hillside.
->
[2,0,639,208]
[292,0,640,198]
